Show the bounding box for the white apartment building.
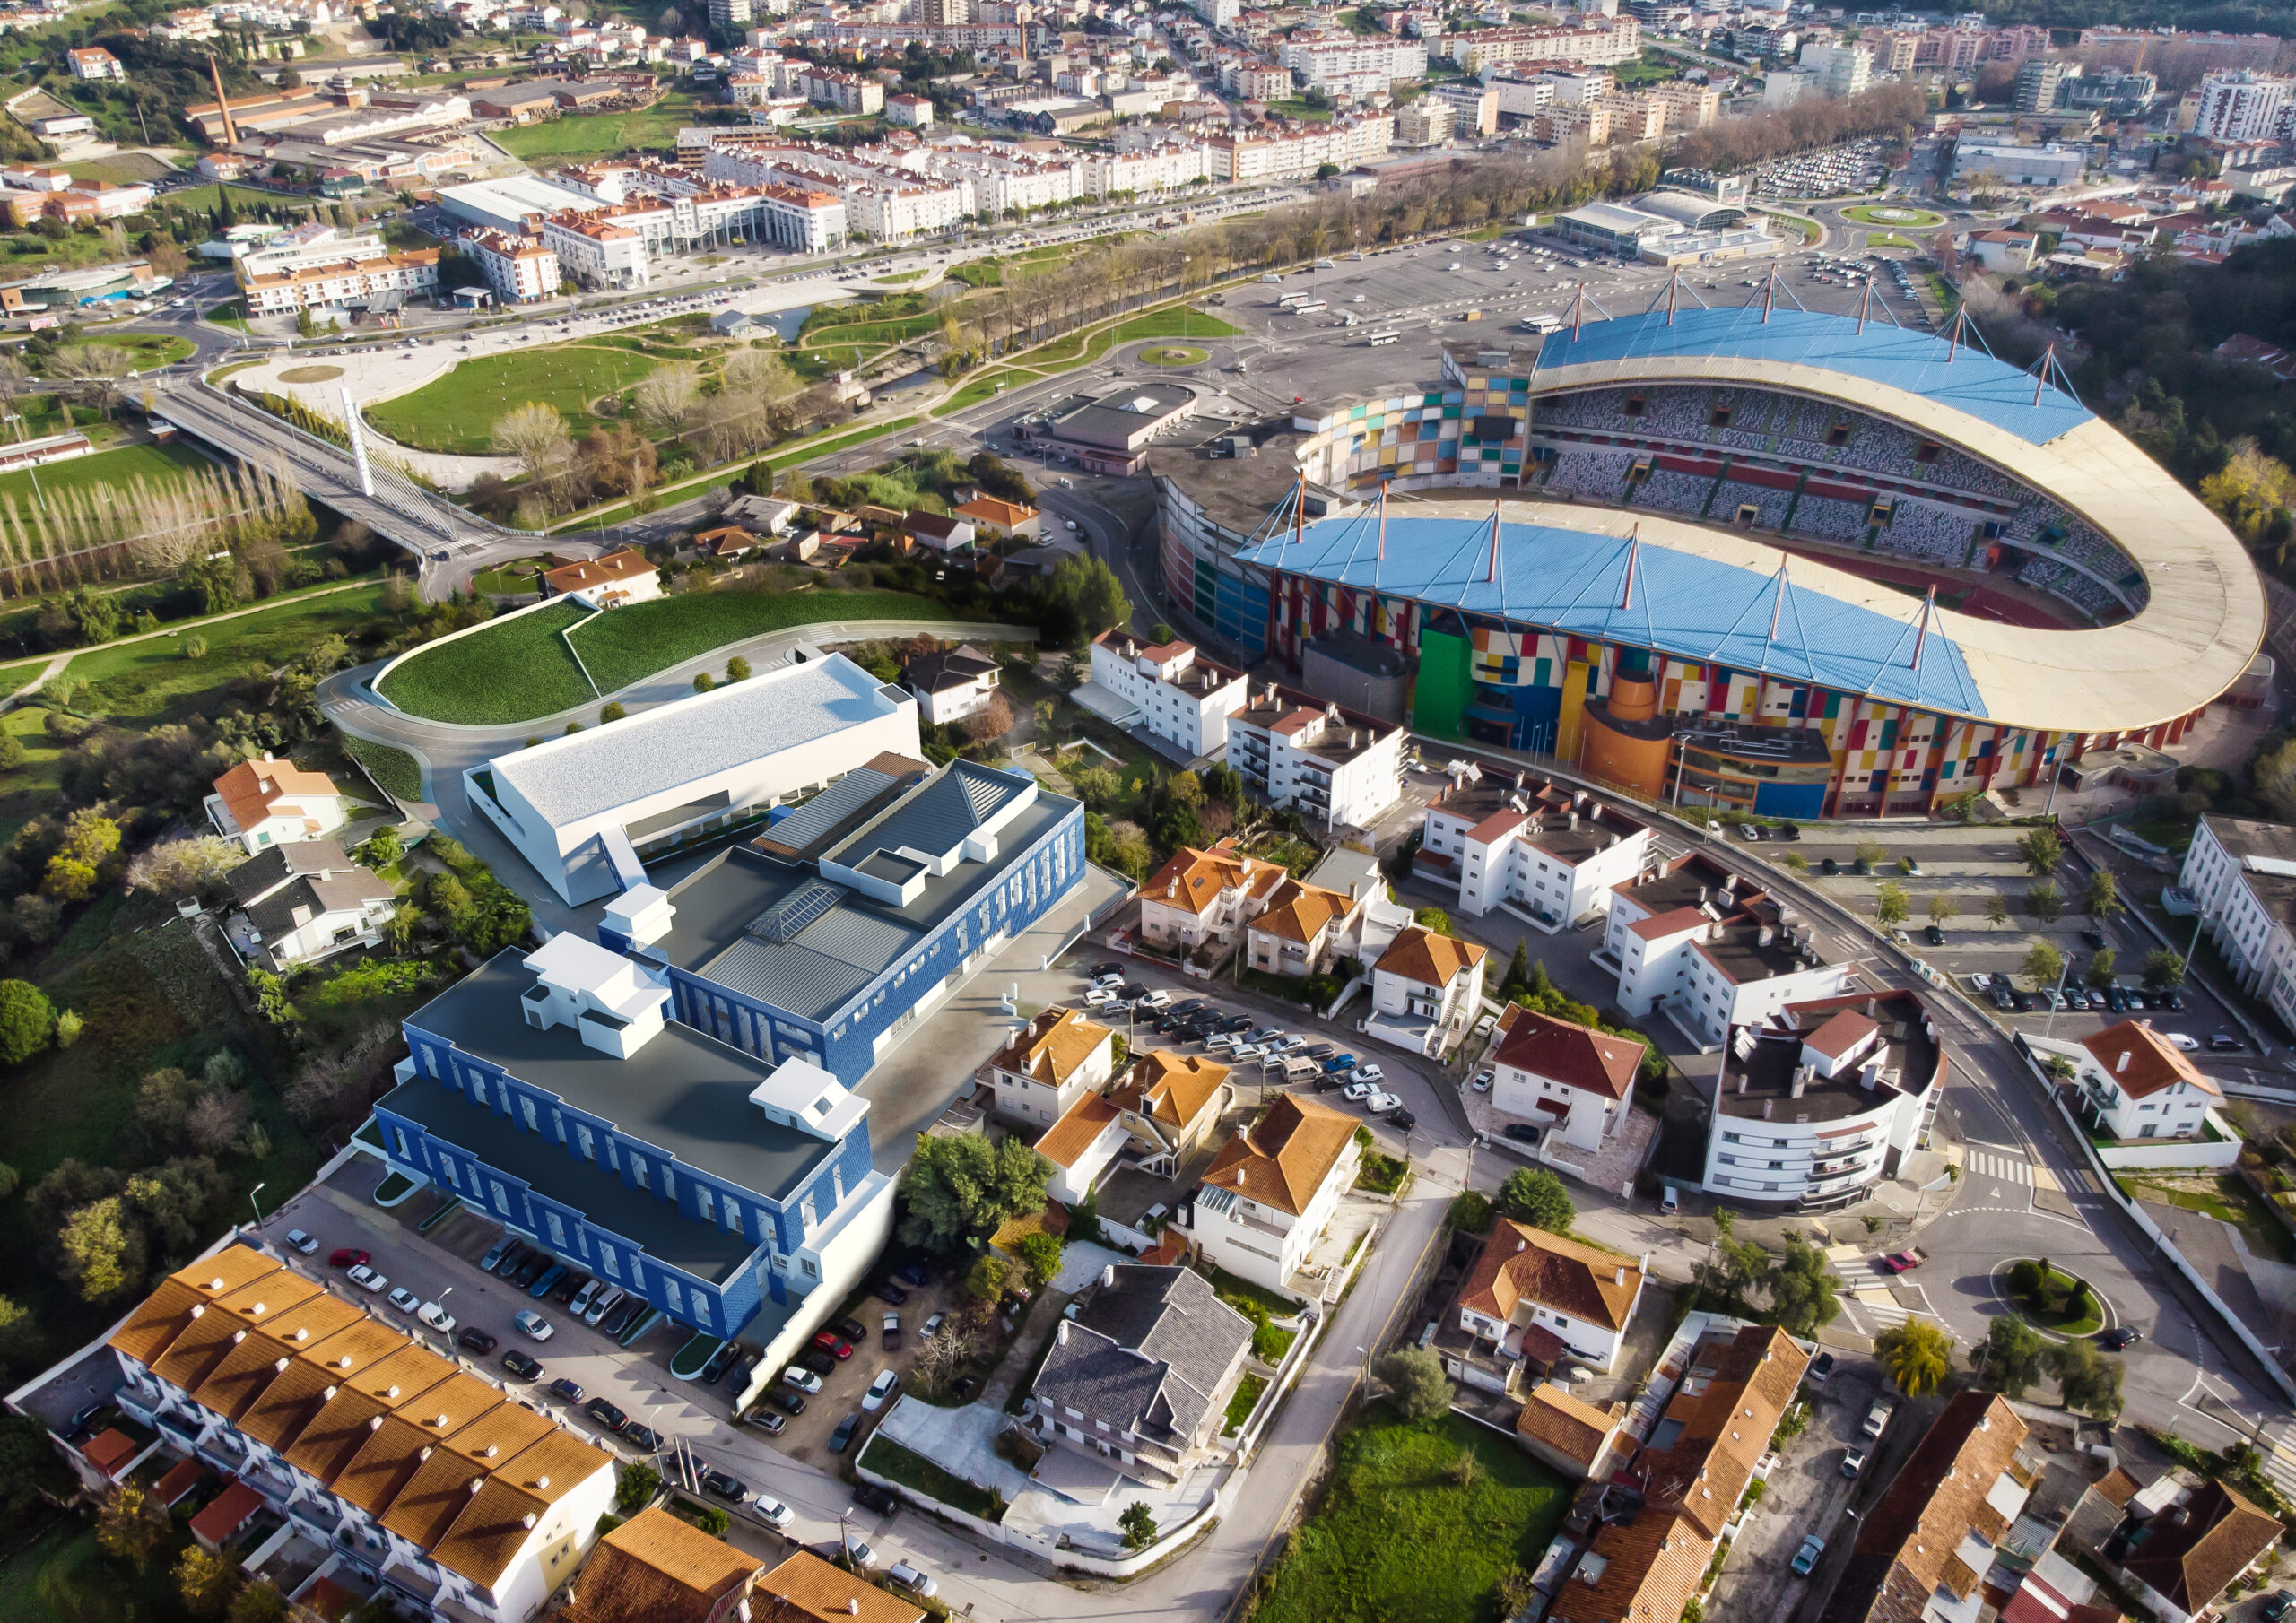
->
[2195,70,2292,143]
[1703,990,1942,1206]
[1413,768,1649,926]
[1223,62,1292,100]
[2178,814,2296,1033]
[1206,115,1395,182]
[980,1003,1116,1126]
[95,1249,618,1623]
[1138,841,1291,959]
[2071,1019,2223,1141]
[1445,16,1639,72]
[1279,35,1428,88]
[67,46,122,79]
[939,148,1083,215]
[235,222,439,313]
[1084,141,1212,195]
[1368,924,1486,1057]
[1396,99,1451,143]
[542,213,649,288]
[793,65,885,114]
[1084,629,1248,758]
[1796,39,1872,98]
[1601,853,1849,1048]
[1453,1222,1644,1372]
[1227,690,1405,831]
[1184,1094,1361,1296]
[756,183,846,251]
[1488,1006,1641,1156]
[465,228,560,302]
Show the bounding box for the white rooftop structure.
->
[746,1055,868,1142]
[439,173,603,233]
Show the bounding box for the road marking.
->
[1964,1149,2032,1185]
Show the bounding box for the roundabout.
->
[1992,1258,2108,1340]
[1844,204,1945,229]
[1142,344,1209,367]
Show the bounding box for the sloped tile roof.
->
[1456,1220,1644,1333]
[1492,1008,1642,1101]
[1822,1391,2029,1623]
[561,1506,761,1623]
[2081,1020,2221,1101]
[1249,876,1356,945]
[1200,1093,1357,1217]
[1516,1384,1615,1467]
[1142,841,1288,916]
[1375,924,1487,988]
[993,1005,1111,1088]
[1112,1050,1229,1134]
[2121,1480,2282,1615]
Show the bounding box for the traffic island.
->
[1993,1258,2104,1339]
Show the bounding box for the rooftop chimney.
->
[1101,1263,1117,1289]
[1614,1266,1627,1286]
[2118,1049,2132,1072]
[1735,1072,1747,1094]
[1761,1099,1773,1119]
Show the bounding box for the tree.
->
[2087,948,2118,990]
[1497,1167,1573,1232]
[1375,1345,1452,1420]
[60,1195,143,1301]
[1875,1319,1953,1397]
[1767,1237,1839,1337]
[175,1544,240,1619]
[2144,949,2187,989]
[0,979,54,1064]
[1927,892,1957,926]
[727,655,751,682]
[600,702,627,723]
[963,690,1014,743]
[2022,941,2065,990]
[491,403,578,509]
[2016,825,2063,876]
[2084,869,2122,919]
[2051,1338,2124,1420]
[1504,941,1531,995]
[1014,1228,1064,1287]
[0,1410,65,1517]
[48,344,134,420]
[95,1482,167,1571]
[898,1133,1052,1252]
[2026,879,2062,924]
[226,1583,290,1623]
[1976,1315,2048,1397]
[1874,882,1909,927]
[692,671,714,693]
[361,827,404,869]
[1987,894,2011,926]
[1042,553,1129,645]
[615,1462,661,1514]
[2008,1259,2042,1296]
[963,1251,1011,1301]
[2199,438,2296,542]
[1119,1501,1159,1551]
[632,361,702,440]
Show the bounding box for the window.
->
[491,1180,509,1214]
[801,1193,816,1234]
[439,1158,460,1191]
[545,1211,565,1246]
[698,1187,715,1224]
[392,1126,410,1157]
[633,1157,649,1191]
[665,1279,683,1315]
[576,1124,595,1161]
[520,1096,539,1133]
[726,1204,743,1237]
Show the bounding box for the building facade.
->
[1183,1093,1359,1295]
[2176,814,2296,1034]
[1086,629,1250,758]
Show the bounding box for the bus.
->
[1521,313,1563,334]
[1366,330,1400,346]
[1292,299,1327,315]
[1276,291,1309,308]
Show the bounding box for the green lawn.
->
[1845,204,1945,229]
[1255,1409,1569,1623]
[804,311,943,349]
[364,343,662,454]
[0,438,206,510]
[60,582,389,724]
[491,94,705,161]
[550,415,923,531]
[378,599,596,725]
[1224,1371,1267,1434]
[473,555,555,595]
[343,733,423,803]
[935,369,1035,417]
[857,1435,1005,1521]
[570,588,966,693]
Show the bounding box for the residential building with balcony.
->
[92,1247,616,1623]
[1084,629,1249,759]
[465,228,560,302]
[1180,1093,1360,1295]
[1600,853,1848,1048]
[205,757,350,855]
[374,933,894,1351]
[1245,875,1369,980]
[1413,767,1649,927]
[1489,1006,1642,1156]
[1703,990,1943,1207]
[1367,924,1486,1058]
[543,213,649,289]
[1449,1220,1644,1376]
[1137,840,1291,961]
[1030,1263,1252,1485]
[223,838,398,972]
[900,642,1000,727]
[980,1003,1115,1127]
[1227,690,1405,832]
[2070,1020,2222,1141]
[2176,814,2296,1035]
[1036,1047,1231,1204]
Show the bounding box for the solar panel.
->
[746,880,848,942]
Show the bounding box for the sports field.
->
[364,344,661,454]
[491,95,703,161]
[0,439,206,506]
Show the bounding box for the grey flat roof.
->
[399,952,834,1245]
[488,654,906,830]
[652,777,1075,1023]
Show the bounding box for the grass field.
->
[1255,1408,1568,1623]
[343,733,424,803]
[377,599,596,725]
[570,587,962,693]
[0,438,206,507]
[551,414,922,530]
[365,343,662,454]
[65,583,389,723]
[492,94,705,161]
[856,1435,1004,1521]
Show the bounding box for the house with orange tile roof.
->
[1035,1046,1233,1204]
[1449,1219,1645,1374]
[1368,924,1487,1056]
[561,1505,763,1623]
[1489,1007,1642,1155]
[1244,875,1368,980]
[204,756,349,855]
[981,1003,1115,1127]
[1515,1382,1623,1479]
[90,1250,618,1623]
[2072,1019,2224,1144]
[543,547,661,609]
[1138,839,1291,962]
[754,1549,924,1623]
[1182,1092,1361,1294]
[951,494,1040,542]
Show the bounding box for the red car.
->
[1878,1249,1926,1274]
[328,1248,370,1270]
[812,1330,855,1361]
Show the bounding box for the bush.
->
[2008,1259,2042,1297]
[0,979,55,1065]
[1448,1191,1493,1234]
[1497,1167,1573,1232]
[1375,1345,1453,1421]
[614,1462,660,1513]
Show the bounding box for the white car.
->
[843,1531,876,1567]
[1083,987,1118,1009]
[1469,1070,1492,1092]
[863,1368,900,1411]
[1353,1063,1386,1084]
[569,1279,603,1316]
[1363,1091,1403,1114]
[2165,1032,2201,1052]
[1135,989,1171,1010]
[783,1367,823,1394]
[417,1300,457,1334]
[1341,1081,1376,1103]
[756,1497,794,1530]
[513,1308,553,1341]
[387,1286,421,1313]
[347,1264,388,1293]
[283,1228,317,1254]
[889,1560,941,1598]
[1230,1043,1266,1062]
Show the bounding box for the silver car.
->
[585,1285,625,1328]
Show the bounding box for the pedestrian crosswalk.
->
[1965,1149,2032,1185]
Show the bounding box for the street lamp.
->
[248,1182,267,1231]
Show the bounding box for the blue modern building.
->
[370,758,1085,1350]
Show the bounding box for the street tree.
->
[2017,826,2063,875]
[1875,1319,1953,1397]
[2026,879,2063,924]
[1875,882,1909,927]
[2022,941,2066,991]
[2084,870,2122,919]
[2144,949,2187,989]
[1766,1238,1839,1337]
[1976,1315,2048,1397]
[1498,1167,1573,1232]
[897,1134,1050,1252]
[1928,892,1958,926]
[2049,1337,2124,1420]
[2087,948,2118,990]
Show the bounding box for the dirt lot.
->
[761,1272,978,1470]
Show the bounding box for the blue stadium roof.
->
[1530,307,2091,447]
[1239,512,1989,718]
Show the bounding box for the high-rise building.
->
[2195,70,2292,142]
[2013,57,2066,115]
[921,0,974,23]
[1796,39,1871,100]
[708,0,752,28]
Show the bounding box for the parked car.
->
[2259,1593,2293,1623]
[883,1312,901,1350]
[624,1423,661,1452]
[830,1412,861,1454]
[744,1408,787,1435]
[813,1330,855,1360]
[585,1398,630,1434]
[853,1481,901,1517]
[1388,1107,1417,1131]
[551,1271,588,1306]
[1820,857,1839,875]
[702,1341,744,1384]
[490,1241,528,1277]
[549,1377,585,1405]
[329,1248,370,1271]
[568,1279,604,1317]
[1086,961,1123,981]
[1842,1445,1868,1479]
[893,1261,932,1289]
[387,1286,420,1313]
[511,1252,549,1286]
[1503,1123,1544,1144]
[1792,1535,1825,1576]
[1468,1069,1492,1091]
[457,1326,499,1357]
[601,1296,646,1337]
[921,1311,946,1339]
[1353,1063,1385,1084]
[756,1497,795,1529]
[347,1264,388,1292]
[1862,1399,1895,1438]
[766,1388,806,1416]
[783,1367,823,1394]
[863,1369,900,1411]
[2081,927,2108,950]
[2209,1032,2244,1051]
[1341,1081,1376,1103]
[889,1561,940,1599]
[1924,924,1945,945]
[1808,1351,1835,1386]
[1362,1090,1403,1114]
[529,1263,568,1298]
[1659,1187,1680,1216]
[700,1470,749,1505]
[875,1281,909,1306]
[2100,1325,2142,1351]
[501,1350,544,1381]
[2165,1032,2201,1052]
[585,1287,625,1328]
[283,1228,317,1255]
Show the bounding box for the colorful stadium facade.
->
[1149,307,2265,820]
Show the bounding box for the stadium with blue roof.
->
[1147,303,2265,820]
